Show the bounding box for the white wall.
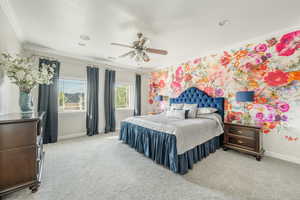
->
[23,49,149,138]
[0,7,21,114]
[115,71,135,130]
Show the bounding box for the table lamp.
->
[236,91,254,124]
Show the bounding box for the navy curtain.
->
[38,59,60,144]
[86,66,99,136]
[104,69,116,133]
[134,74,141,116]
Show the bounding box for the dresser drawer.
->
[226,126,257,139]
[227,135,256,150]
[0,121,37,150]
[0,146,37,190]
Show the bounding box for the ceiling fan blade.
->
[146,48,168,55]
[111,43,133,48]
[119,50,135,58]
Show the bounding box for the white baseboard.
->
[58,132,86,140]
[265,151,300,165]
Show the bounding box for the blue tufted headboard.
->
[169,87,225,121]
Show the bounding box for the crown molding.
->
[0,0,24,41]
[153,26,300,71]
[23,42,154,73]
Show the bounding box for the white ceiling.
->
[4,0,300,69]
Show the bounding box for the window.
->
[59,79,86,112]
[115,84,132,109]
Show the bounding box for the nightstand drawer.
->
[228,135,255,150]
[227,126,257,139]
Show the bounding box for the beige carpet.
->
[4,134,300,200]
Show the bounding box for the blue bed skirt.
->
[119,121,221,174]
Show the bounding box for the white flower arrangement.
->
[0,53,55,93]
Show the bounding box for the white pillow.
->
[170,103,184,110]
[183,104,198,118]
[166,109,186,120]
[197,107,218,115]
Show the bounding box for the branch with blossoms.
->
[0,53,55,93]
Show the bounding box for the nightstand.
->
[223,122,264,161]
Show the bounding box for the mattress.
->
[123,113,224,154]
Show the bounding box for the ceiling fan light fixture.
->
[110,32,168,63]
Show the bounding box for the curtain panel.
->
[104,69,116,133]
[38,59,60,144]
[86,66,99,136]
[134,74,141,116]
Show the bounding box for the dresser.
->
[0,112,45,199]
[223,122,264,161]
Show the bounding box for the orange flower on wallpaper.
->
[225,100,232,110]
[233,61,240,67]
[220,56,231,66]
[248,79,259,89]
[184,74,193,82]
[196,77,209,84]
[234,50,248,60]
[183,63,191,72]
[255,96,268,104]
[246,104,253,110]
[288,71,300,83]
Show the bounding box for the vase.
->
[19,90,33,113]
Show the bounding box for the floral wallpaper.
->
[149,30,300,141]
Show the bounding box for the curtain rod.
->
[32,54,58,62]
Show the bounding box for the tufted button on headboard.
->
[169,87,225,121]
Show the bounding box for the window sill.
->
[59,111,86,114]
[116,108,134,111]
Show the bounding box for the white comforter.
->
[123,113,224,155]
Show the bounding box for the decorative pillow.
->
[197,107,218,115]
[170,103,184,111]
[166,109,186,120]
[183,104,198,118]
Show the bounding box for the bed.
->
[119,87,225,174]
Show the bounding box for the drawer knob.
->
[237,140,243,144]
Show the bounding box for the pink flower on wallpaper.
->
[266,53,272,58]
[256,112,264,120]
[276,30,300,56]
[265,104,275,112]
[255,58,262,64]
[266,113,275,122]
[175,66,184,82]
[254,44,268,52]
[215,88,224,96]
[159,80,165,88]
[204,87,214,96]
[277,101,290,112]
[281,115,288,121]
[171,81,181,89]
[193,58,201,65]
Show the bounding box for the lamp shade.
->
[236,91,254,102]
[154,95,163,101]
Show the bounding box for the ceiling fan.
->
[111,32,168,62]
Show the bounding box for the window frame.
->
[115,82,134,110]
[58,77,87,113]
